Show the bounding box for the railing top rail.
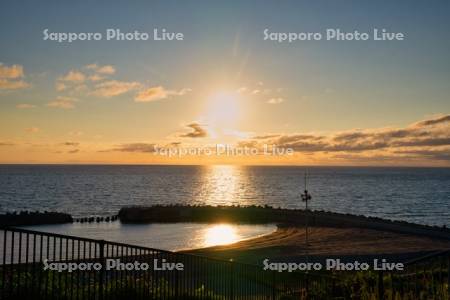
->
[1,225,101,244]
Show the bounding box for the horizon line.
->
[0,163,448,168]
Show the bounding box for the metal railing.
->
[0,227,334,300]
[333,250,450,300]
[3,226,448,299]
[380,249,450,299]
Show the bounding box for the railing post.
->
[378,271,384,300]
[390,272,394,296]
[306,272,309,299]
[414,265,418,297]
[272,271,276,300]
[230,262,234,300]
[447,256,450,298]
[99,240,105,300]
[175,253,179,299]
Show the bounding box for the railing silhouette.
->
[1,226,449,299]
[384,249,450,299]
[0,227,334,300]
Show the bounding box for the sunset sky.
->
[0,1,449,166]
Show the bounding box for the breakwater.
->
[73,215,119,223]
[0,211,119,226]
[0,211,72,227]
[119,205,450,240]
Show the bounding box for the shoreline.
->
[118,205,450,263]
[175,225,278,252]
[4,205,450,264]
[184,225,450,264]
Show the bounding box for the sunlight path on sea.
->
[199,165,250,206]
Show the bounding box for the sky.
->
[0,0,449,166]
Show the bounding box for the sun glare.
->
[203,224,238,246]
[207,91,240,126]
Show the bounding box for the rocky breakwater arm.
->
[118,205,450,240]
[118,205,279,224]
[0,211,73,227]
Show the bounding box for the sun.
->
[206,91,240,126]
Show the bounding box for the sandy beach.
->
[185,226,450,263]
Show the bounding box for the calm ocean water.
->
[0,165,449,226]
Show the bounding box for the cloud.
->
[85,64,97,70]
[0,142,14,146]
[91,80,141,97]
[0,64,24,79]
[85,64,115,75]
[135,86,191,102]
[56,65,115,92]
[16,103,36,109]
[0,79,29,90]
[58,70,86,83]
[0,63,29,90]
[108,143,156,153]
[25,127,39,133]
[55,82,67,92]
[55,65,188,104]
[253,134,281,139]
[267,98,284,104]
[237,82,285,101]
[414,114,450,127]
[88,74,104,82]
[179,123,208,138]
[96,65,115,75]
[241,114,450,162]
[47,96,78,109]
[55,70,88,92]
[61,142,79,147]
[394,149,450,161]
[135,86,168,102]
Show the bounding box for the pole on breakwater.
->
[301,173,312,263]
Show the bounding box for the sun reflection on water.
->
[203,224,238,247]
[201,165,247,205]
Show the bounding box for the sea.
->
[0,165,449,249]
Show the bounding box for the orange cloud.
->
[47,96,77,109]
[239,114,450,164]
[88,74,104,82]
[135,86,191,102]
[16,103,36,109]
[267,98,284,104]
[135,86,168,102]
[0,79,29,90]
[58,70,85,82]
[85,64,115,75]
[0,63,29,90]
[0,64,24,79]
[91,80,140,97]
